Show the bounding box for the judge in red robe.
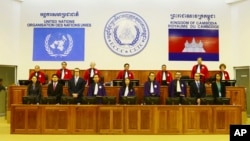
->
[83,62,101,86]
[191,57,209,83]
[156,64,173,85]
[29,65,46,84]
[218,63,230,80]
[116,63,134,79]
[56,61,72,80]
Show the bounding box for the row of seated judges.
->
[24,67,231,105]
[27,58,232,86]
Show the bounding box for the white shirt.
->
[124,86,129,96]
[162,72,166,80]
[150,82,154,93]
[94,83,98,95]
[176,80,181,92]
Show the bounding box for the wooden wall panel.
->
[183,106,213,134]
[213,106,241,134]
[41,106,71,134]
[124,106,154,134]
[11,105,40,134]
[156,106,183,134]
[98,106,124,134]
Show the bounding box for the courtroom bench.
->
[11,104,242,134]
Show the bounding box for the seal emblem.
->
[45,33,73,57]
[104,11,149,56]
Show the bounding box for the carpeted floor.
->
[3,116,249,141]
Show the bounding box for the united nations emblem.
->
[45,33,73,57]
[104,12,149,56]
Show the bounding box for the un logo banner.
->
[33,28,85,61]
[230,124,250,141]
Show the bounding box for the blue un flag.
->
[33,28,85,61]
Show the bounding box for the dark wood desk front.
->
[8,85,246,111]
[11,105,241,134]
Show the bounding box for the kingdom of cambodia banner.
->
[168,29,219,61]
[33,28,85,61]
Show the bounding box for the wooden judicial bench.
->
[7,85,246,112]
[11,104,241,134]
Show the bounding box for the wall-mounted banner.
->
[104,11,149,57]
[168,14,219,61]
[33,28,85,61]
[169,29,219,61]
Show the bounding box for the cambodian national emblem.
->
[104,11,149,56]
[45,33,73,57]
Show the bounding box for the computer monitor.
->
[58,79,69,86]
[166,97,180,105]
[61,96,75,104]
[184,97,196,105]
[102,96,116,105]
[82,96,97,104]
[200,97,214,105]
[215,97,231,105]
[130,79,139,86]
[120,96,137,105]
[112,79,123,86]
[22,96,35,104]
[19,80,31,85]
[41,96,57,104]
[221,80,236,86]
[144,96,160,105]
[180,79,194,86]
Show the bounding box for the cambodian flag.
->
[168,29,219,61]
[33,28,85,61]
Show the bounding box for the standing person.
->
[47,74,63,104]
[168,72,187,104]
[29,65,46,84]
[87,74,106,96]
[68,68,86,104]
[212,73,226,102]
[190,73,206,105]
[83,62,101,86]
[27,76,42,104]
[0,78,6,91]
[218,63,230,80]
[56,61,73,80]
[156,64,173,85]
[116,63,134,79]
[119,77,135,98]
[191,57,209,83]
[144,72,160,97]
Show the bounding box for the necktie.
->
[90,69,94,77]
[150,82,154,93]
[61,69,65,79]
[124,86,129,96]
[75,77,78,85]
[53,83,56,90]
[162,72,166,80]
[94,83,98,95]
[196,81,200,93]
[177,80,181,92]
